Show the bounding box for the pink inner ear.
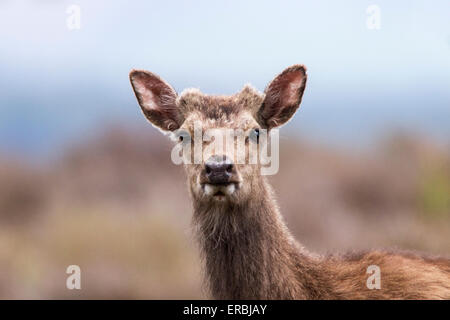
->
[260,65,307,128]
[134,81,158,111]
[130,70,181,131]
[283,73,304,106]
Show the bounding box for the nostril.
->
[205,156,234,184]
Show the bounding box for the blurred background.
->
[0,0,449,298]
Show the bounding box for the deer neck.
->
[192,178,316,299]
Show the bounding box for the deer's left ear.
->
[258,65,307,129]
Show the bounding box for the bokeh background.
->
[0,0,449,298]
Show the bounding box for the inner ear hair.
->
[129,69,182,131]
[259,64,307,129]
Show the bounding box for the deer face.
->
[130,65,307,205]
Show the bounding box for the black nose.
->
[205,155,234,184]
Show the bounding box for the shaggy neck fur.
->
[192,178,325,299]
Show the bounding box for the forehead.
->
[177,85,264,130]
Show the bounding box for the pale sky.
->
[0,0,449,155]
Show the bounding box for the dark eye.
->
[177,130,191,143]
[249,128,260,143]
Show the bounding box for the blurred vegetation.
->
[420,163,450,219]
[0,126,448,298]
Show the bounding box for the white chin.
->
[204,183,236,198]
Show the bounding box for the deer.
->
[129,65,450,299]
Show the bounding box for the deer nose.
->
[205,155,234,184]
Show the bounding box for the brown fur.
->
[129,65,450,300]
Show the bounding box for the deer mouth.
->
[202,182,238,198]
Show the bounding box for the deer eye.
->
[176,130,191,144]
[248,128,260,144]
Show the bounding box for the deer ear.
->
[258,65,307,129]
[129,70,182,131]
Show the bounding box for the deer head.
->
[129,65,307,207]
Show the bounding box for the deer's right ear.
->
[129,70,182,131]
